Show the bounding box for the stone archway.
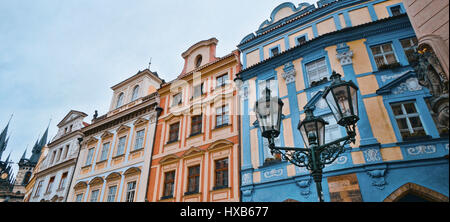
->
[384,183,449,202]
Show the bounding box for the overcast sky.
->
[0,0,317,175]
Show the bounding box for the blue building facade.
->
[236,0,449,202]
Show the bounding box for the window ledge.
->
[113,153,125,159]
[211,186,229,192]
[188,132,203,139]
[166,140,179,145]
[96,159,108,165]
[81,164,92,169]
[213,124,230,131]
[160,195,174,201]
[184,191,201,197]
[130,147,144,154]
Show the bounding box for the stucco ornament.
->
[295,178,312,199]
[392,78,423,95]
[242,173,252,186]
[337,50,354,66]
[366,169,387,190]
[364,149,382,162]
[407,145,437,156]
[282,62,296,84]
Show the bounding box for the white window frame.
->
[305,58,329,85]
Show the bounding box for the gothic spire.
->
[0,115,12,160]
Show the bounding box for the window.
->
[134,130,145,150]
[34,180,43,197]
[191,115,202,136]
[296,36,307,46]
[193,83,204,99]
[263,133,281,164]
[172,93,183,106]
[390,5,402,16]
[391,102,426,139]
[370,43,398,69]
[75,193,83,202]
[168,122,180,143]
[258,77,277,98]
[216,74,228,88]
[117,137,126,155]
[62,144,69,160]
[46,177,55,194]
[90,189,99,202]
[270,46,280,57]
[214,158,228,189]
[116,93,124,108]
[323,114,342,143]
[58,172,68,190]
[50,150,56,164]
[186,165,200,194]
[99,142,110,161]
[195,55,203,68]
[132,85,140,101]
[55,148,62,163]
[163,171,175,198]
[216,105,229,127]
[126,181,136,202]
[107,185,117,202]
[85,148,94,166]
[400,37,419,64]
[69,125,73,132]
[306,58,329,86]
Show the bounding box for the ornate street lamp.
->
[255,71,359,202]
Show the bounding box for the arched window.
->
[195,55,202,68]
[22,171,32,185]
[131,85,140,101]
[116,93,124,108]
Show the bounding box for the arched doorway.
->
[384,183,449,202]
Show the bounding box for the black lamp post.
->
[255,71,360,202]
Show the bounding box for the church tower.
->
[13,126,49,195]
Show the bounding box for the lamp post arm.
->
[317,132,355,152]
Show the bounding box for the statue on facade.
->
[412,45,449,130]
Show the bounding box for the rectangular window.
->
[390,5,402,16]
[214,158,228,189]
[306,58,329,85]
[323,114,342,143]
[46,177,55,194]
[126,181,136,202]
[75,193,83,202]
[270,46,280,57]
[400,37,419,64]
[296,36,307,46]
[191,115,202,136]
[90,189,99,202]
[168,122,180,143]
[107,185,117,202]
[34,180,43,197]
[62,144,69,160]
[216,105,229,127]
[85,148,94,166]
[58,172,68,190]
[134,130,145,150]
[216,74,229,88]
[187,165,200,194]
[163,171,175,198]
[50,150,56,164]
[371,43,398,69]
[391,102,426,139]
[117,136,127,155]
[172,93,182,106]
[193,83,204,99]
[100,142,110,161]
[258,77,277,98]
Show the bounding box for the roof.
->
[111,69,163,90]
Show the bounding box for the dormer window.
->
[131,85,140,101]
[172,93,183,106]
[195,55,203,68]
[116,93,124,108]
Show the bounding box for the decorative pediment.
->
[100,131,114,139]
[124,167,141,176]
[304,91,326,110]
[116,124,131,133]
[105,172,122,181]
[57,110,88,127]
[133,117,149,126]
[159,154,181,165]
[74,181,88,190]
[376,71,424,95]
[182,147,204,158]
[207,139,234,151]
[258,2,313,30]
[85,136,99,145]
[88,177,104,186]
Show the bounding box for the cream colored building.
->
[28,111,88,202]
[67,69,163,202]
